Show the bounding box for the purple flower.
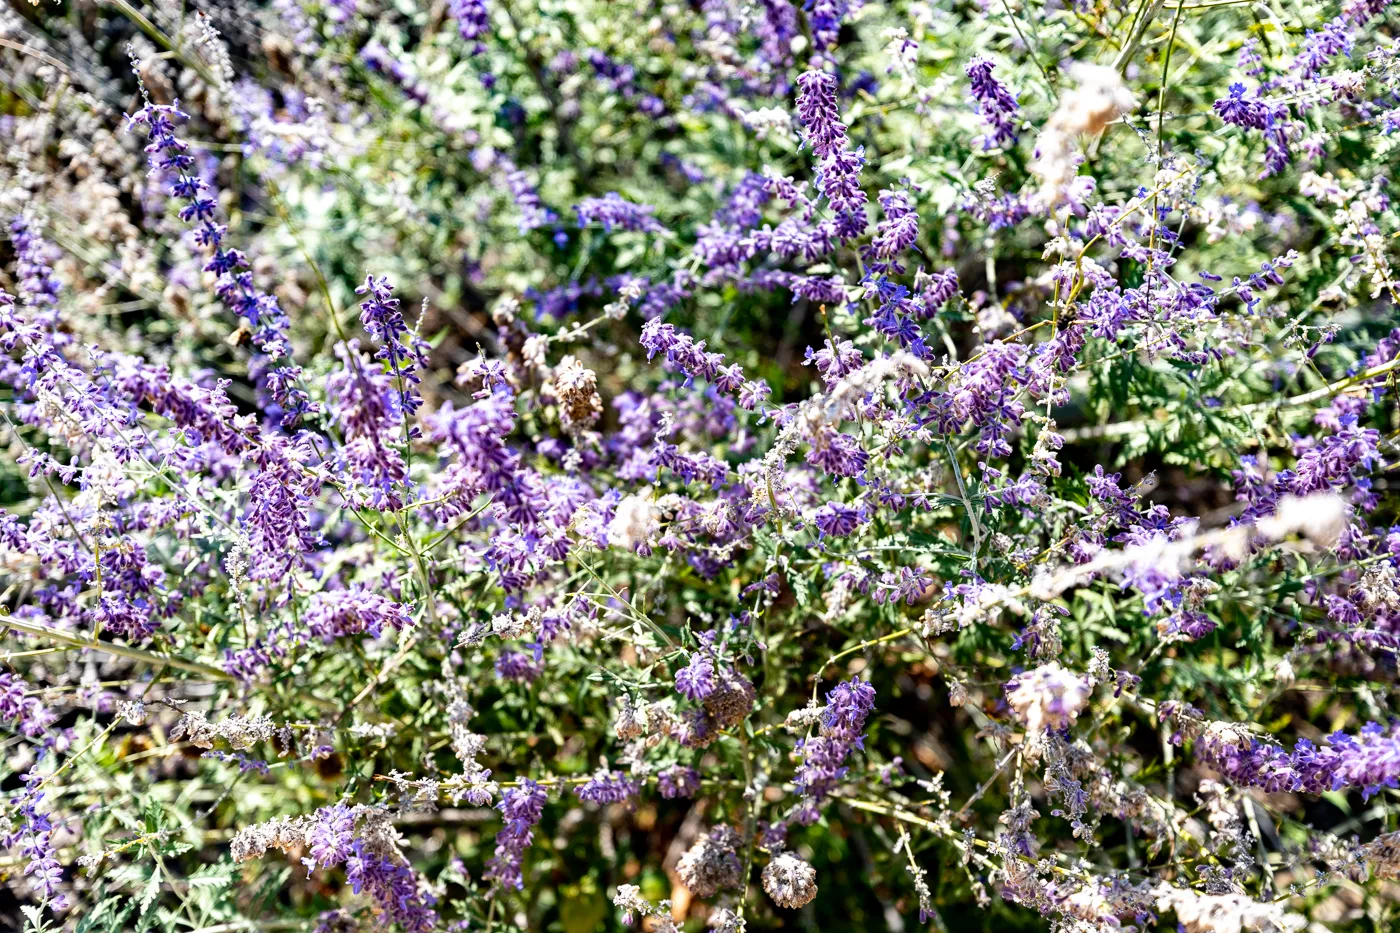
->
[243,435,325,583]
[0,673,56,738]
[344,842,437,933]
[303,588,414,643]
[817,147,868,233]
[784,273,848,307]
[813,502,863,537]
[88,592,158,642]
[638,320,770,408]
[966,57,1020,150]
[675,653,717,700]
[501,160,556,232]
[448,0,490,48]
[485,779,548,890]
[9,217,62,336]
[362,42,430,104]
[575,193,664,234]
[303,804,356,875]
[127,101,314,424]
[1198,721,1400,799]
[793,678,876,823]
[805,338,864,387]
[327,341,410,507]
[822,677,876,742]
[805,0,861,52]
[795,70,849,159]
[6,777,67,910]
[658,765,701,798]
[866,188,920,272]
[495,648,544,683]
[1293,18,1353,79]
[1213,84,1272,130]
[575,770,639,805]
[355,274,426,420]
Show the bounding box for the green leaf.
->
[139,870,162,916]
[789,571,811,608]
[20,904,47,933]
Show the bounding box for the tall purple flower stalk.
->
[795,70,849,159]
[575,193,664,234]
[355,274,425,421]
[328,343,409,508]
[795,71,867,239]
[5,777,67,910]
[485,779,548,890]
[9,217,63,339]
[792,678,876,824]
[966,57,1020,150]
[126,101,314,425]
[866,188,920,274]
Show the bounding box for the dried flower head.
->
[762,851,818,908]
[676,824,744,897]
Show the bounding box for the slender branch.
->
[0,613,232,681]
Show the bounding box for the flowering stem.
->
[997,0,1057,101]
[812,628,915,703]
[953,748,1017,820]
[0,613,232,681]
[107,0,221,88]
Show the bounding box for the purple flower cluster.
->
[448,0,490,52]
[944,343,1027,458]
[5,777,66,910]
[328,342,409,508]
[792,678,876,824]
[355,274,426,419]
[865,188,920,274]
[795,70,868,239]
[1198,721,1400,799]
[639,320,771,410]
[0,673,56,738]
[1293,18,1353,79]
[1233,414,1382,524]
[805,0,862,54]
[966,57,1020,150]
[500,159,556,232]
[575,193,664,234]
[575,769,640,805]
[303,588,414,643]
[303,803,355,875]
[299,807,437,933]
[675,652,717,700]
[127,102,314,424]
[657,765,701,798]
[485,779,548,890]
[9,217,63,341]
[1213,84,1293,176]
